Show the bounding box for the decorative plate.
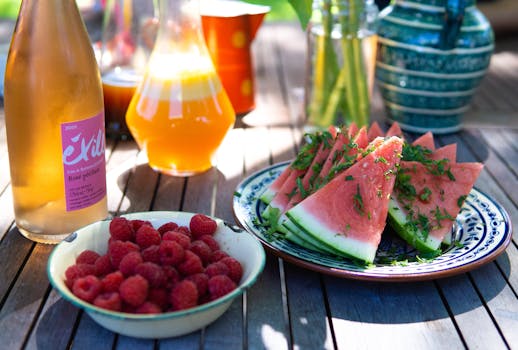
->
[232,162,513,282]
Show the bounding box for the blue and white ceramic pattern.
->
[232,162,512,281]
[375,0,494,134]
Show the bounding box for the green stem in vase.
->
[307,0,340,127]
[337,0,369,126]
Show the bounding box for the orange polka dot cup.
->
[201,1,269,115]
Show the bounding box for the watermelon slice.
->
[285,136,404,263]
[412,131,435,151]
[367,121,384,141]
[259,127,337,205]
[388,140,483,252]
[385,122,403,138]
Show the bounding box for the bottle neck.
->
[156,0,202,42]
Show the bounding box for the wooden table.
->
[0,22,516,350]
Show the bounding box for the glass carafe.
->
[125,0,235,176]
[100,0,157,139]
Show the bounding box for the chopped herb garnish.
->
[375,156,388,164]
[352,184,365,216]
[418,187,432,202]
[457,195,467,208]
[345,175,354,181]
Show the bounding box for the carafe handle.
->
[439,0,467,50]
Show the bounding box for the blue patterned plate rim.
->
[232,161,513,282]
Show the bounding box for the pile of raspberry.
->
[64,214,243,314]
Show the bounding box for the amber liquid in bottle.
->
[4,0,108,243]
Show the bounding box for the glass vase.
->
[304,0,378,131]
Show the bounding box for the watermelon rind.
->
[387,198,442,254]
[259,188,276,205]
[281,218,342,255]
[285,207,378,263]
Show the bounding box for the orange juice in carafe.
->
[4,0,107,243]
[125,0,235,176]
[126,53,235,176]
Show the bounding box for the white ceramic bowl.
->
[47,211,265,339]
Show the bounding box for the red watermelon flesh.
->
[348,122,359,138]
[259,127,336,206]
[285,136,404,263]
[393,160,483,250]
[259,167,293,204]
[432,144,457,162]
[367,121,384,141]
[386,122,403,138]
[313,131,352,185]
[283,131,337,211]
[412,131,435,151]
[353,126,369,149]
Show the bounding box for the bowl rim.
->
[47,210,266,321]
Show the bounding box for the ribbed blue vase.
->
[375,0,494,133]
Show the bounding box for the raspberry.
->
[162,265,180,288]
[148,288,169,310]
[159,240,185,266]
[220,257,243,283]
[177,250,203,276]
[76,250,101,265]
[176,226,191,237]
[119,275,149,307]
[162,231,191,249]
[102,271,124,292]
[208,275,236,301]
[198,235,220,251]
[210,250,229,263]
[170,280,198,311]
[157,222,179,235]
[189,240,212,265]
[185,273,209,297]
[108,240,139,268]
[65,263,93,287]
[135,225,161,249]
[136,301,162,314]
[141,244,161,264]
[72,275,103,302]
[93,292,122,311]
[130,219,152,232]
[189,214,217,238]
[109,217,134,241]
[205,261,229,278]
[119,251,143,276]
[135,262,166,288]
[94,254,114,276]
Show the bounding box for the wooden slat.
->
[0,228,33,301]
[24,289,80,350]
[436,274,508,349]
[470,262,518,347]
[285,264,332,349]
[69,314,116,350]
[0,187,15,241]
[324,278,465,349]
[246,255,290,349]
[0,244,53,349]
[462,129,518,207]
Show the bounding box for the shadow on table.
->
[320,253,511,324]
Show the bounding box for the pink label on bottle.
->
[61,112,107,211]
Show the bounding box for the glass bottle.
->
[305,0,378,130]
[4,0,108,243]
[100,0,157,139]
[125,0,235,176]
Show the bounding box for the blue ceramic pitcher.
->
[375,0,494,133]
